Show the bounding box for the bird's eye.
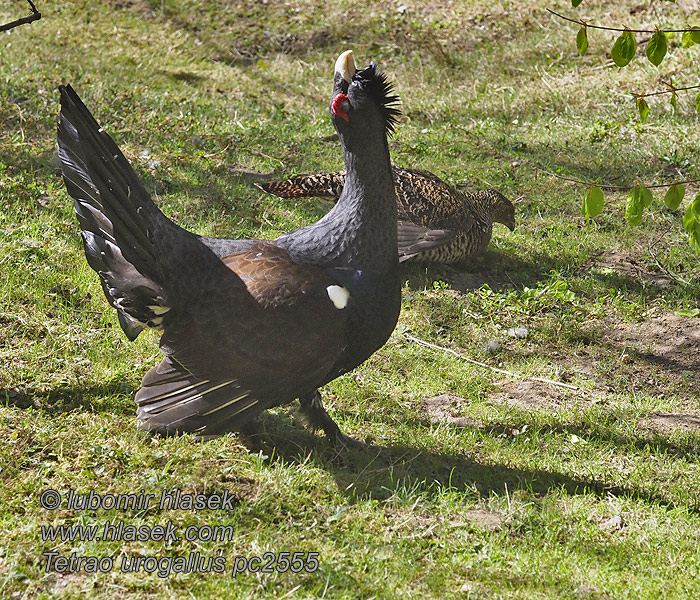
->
[341,99,350,113]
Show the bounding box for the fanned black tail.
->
[57,85,173,339]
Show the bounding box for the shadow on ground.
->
[5,383,698,512]
[1,383,134,415]
[239,409,700,513]
[401,248,556,293]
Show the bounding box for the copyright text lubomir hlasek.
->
[41,488,238,511]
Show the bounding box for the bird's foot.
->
[299,390,366,449]
[331,430,367,450]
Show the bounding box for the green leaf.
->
[674,308,700,317]
[681,30,695,47]
[646,31,667,66]
[625,188,643,226]
[611,30,637,67]
[696,90,700,116]
[571,0,584,6]
[664,183,685,210]
[583,186,604,221]
[670,92,678,115]
[689,229,700,253]
[640,185,652,208]
[636,97,649,123]
[576,26,588,55]
[626,186,652,225]
[683,192,700,231]
[691,28,700,44]
[683,193,700,253]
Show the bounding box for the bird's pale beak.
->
[335,50,356,84]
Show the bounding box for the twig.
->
[0,0,41,32]
[404,334,580,391]
[546,7,697,34]
[201,144,230,158]
[634,83,700,99]
[551,8,700,102]
[252,150,285,167]
[534,167,700,192]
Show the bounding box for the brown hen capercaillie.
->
[258,166,515,264]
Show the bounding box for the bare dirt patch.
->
[447,269,513,293]
[458,508,505,531]
[420,394,478,427]
[639,412,700,435]
[385,504,504,535]
[479,313,698,407]
[490,379,568,412]
[533,313,699,399]
[586,249,672,289]
[605,313,699,389]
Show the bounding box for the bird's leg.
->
[298,390,365,448]
[236,420,265,445]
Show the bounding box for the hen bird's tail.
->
[256,172,346,199]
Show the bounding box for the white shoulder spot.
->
[326,285,350,309]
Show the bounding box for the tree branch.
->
[0,0,41,32]
[546,7,697,35]
[404,334,580,391]
[534,168,700,192]
[633,83,700,99]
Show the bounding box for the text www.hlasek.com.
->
[40,488,320,578]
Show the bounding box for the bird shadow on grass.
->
[241,411,700,514]
[401,248,561,294]
[6,386,697,513]
[1,383,135,415]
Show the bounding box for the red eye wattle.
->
[332,93,350,122]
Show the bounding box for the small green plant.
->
[469,278,580,319]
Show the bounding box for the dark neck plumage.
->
[278,126,397,272]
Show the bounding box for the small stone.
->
[573,584,603,598]
[599,514,622,529]
[192,135,205,147]
[483,339,501,354]
[507,326,529,339]
[460,581,475,593]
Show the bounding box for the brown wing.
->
[396,220,457,262]
[135,241,349,435]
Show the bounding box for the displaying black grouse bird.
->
[258,167,516,263]
[57,50,402,444]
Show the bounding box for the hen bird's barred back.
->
[258,167,516,264]
[57,51,402,446]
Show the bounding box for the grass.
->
[1,0,700,598]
